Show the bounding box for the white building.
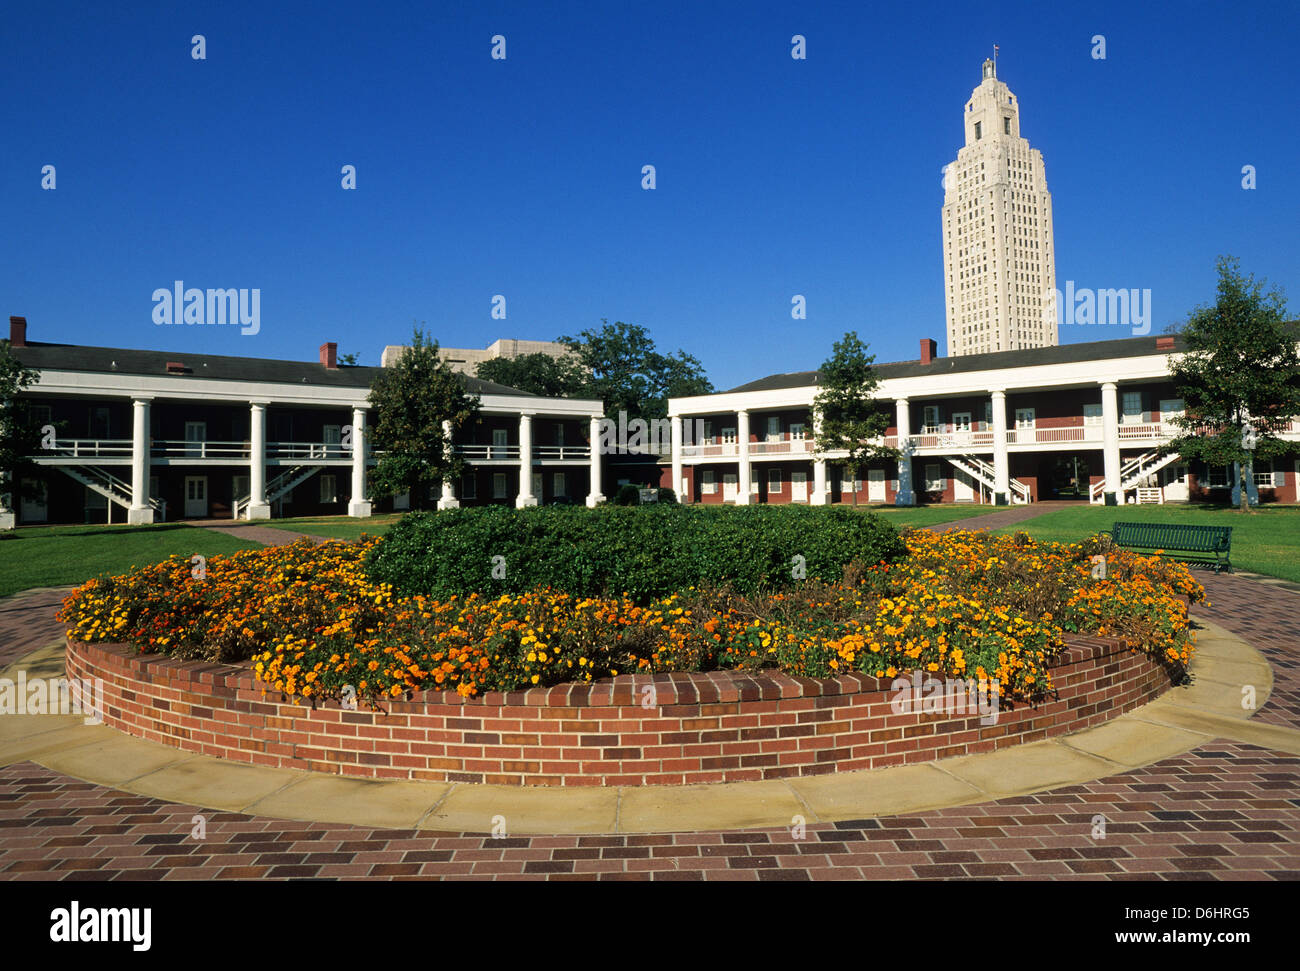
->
[942,57,1057,357]
[380,337,573,374]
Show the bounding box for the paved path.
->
[182,519,330,547]
[2,523,1298,879]
[925,500,1084,533]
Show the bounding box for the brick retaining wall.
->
[66,636,1177,786]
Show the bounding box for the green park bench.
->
[1104,521,1233,573]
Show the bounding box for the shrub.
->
[656,487,677,504]
[56,528,1204,708]
[614,484,641,506]
[366,504,909,602]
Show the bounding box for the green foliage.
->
[1164,257,1299,512]
[558,319,712,421]
[0,339,45,512]
[614,484,641,505]
[366,329,480,508]
[812,332,899,503]
[367,504,908,603]
[656,487,677,504]
[475,351,588,398]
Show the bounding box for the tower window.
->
[974,121,982,140]
[1004,116,1011,134]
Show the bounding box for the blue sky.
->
[3,0,1297,390]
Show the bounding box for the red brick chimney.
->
[9,316,27,347]
[919,337,937,365]
[320,342,338,369]
[1155,336,1175,350]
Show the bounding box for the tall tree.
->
[367,329,480,509]
[812,332,899,506]
[1164,256,1299,513]
[0,340,45,525]
[475,352,587,398]
[558,320,712,421]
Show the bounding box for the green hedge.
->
[366,504,907,602]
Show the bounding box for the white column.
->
[244,402,271,519]
[1101,382,1121,505]
[586,414,605,507]
[894,398,914,506]
[437,418,460,510]
[670,414,684,504]
[128,396,155,524]
[810,410,827,505]
[347,407,372,517]
[516,412,538,507]
[736,409,751,505]
[991,390,1009,505]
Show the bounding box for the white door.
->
[1162,463,1189,501]
[790,471,808,502]
[954,468,975,502]
[20,479,48,523]
[492,428,508,458]
[867,469,885,502]
[952,412,972,433]
[184,476,208,517]
[323,424,342,458]
[723,473,738,501]
[185,422,206,458]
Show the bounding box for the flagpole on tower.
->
[993,44,999,76]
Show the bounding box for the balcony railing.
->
[456,444,521,461]
[750,438,811,456]
[40,438,133,458]
[153,440,252,458]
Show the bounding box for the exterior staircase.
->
[949,454,1032,504]
[1089,450,1182,504]
[55,466,167,521]
[234,466,317,519]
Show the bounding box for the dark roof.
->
[724,322,1300,395]
[12,341,538,397]
[723,333,1194,394]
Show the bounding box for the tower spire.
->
[993,43,999,77]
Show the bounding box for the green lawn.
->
[991,504,1300,582]
[0,523,261,598]
[263,513,405,541]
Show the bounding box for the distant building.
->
[381,337,572,374]
[941,57,1057,357]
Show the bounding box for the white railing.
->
[456,443,521,461]
[533,445,591,460]
[1117,422,1176,442]
[153,440,251,458]
[679,442,740,459]
[749,438,811,456]
[267,442,350,459]
[41,438,133,457]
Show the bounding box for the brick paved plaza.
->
[2,523,1298,882]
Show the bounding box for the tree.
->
[812,332,899,506]
[1164,256,1300,513]
[475,352,587,398]
[0,340,45,524]
[558,320,712,421]
[367,329,480,509]
[338,351,359,366]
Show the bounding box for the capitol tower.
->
[941,56,1057,356]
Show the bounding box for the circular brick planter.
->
[65,634,1181,787]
